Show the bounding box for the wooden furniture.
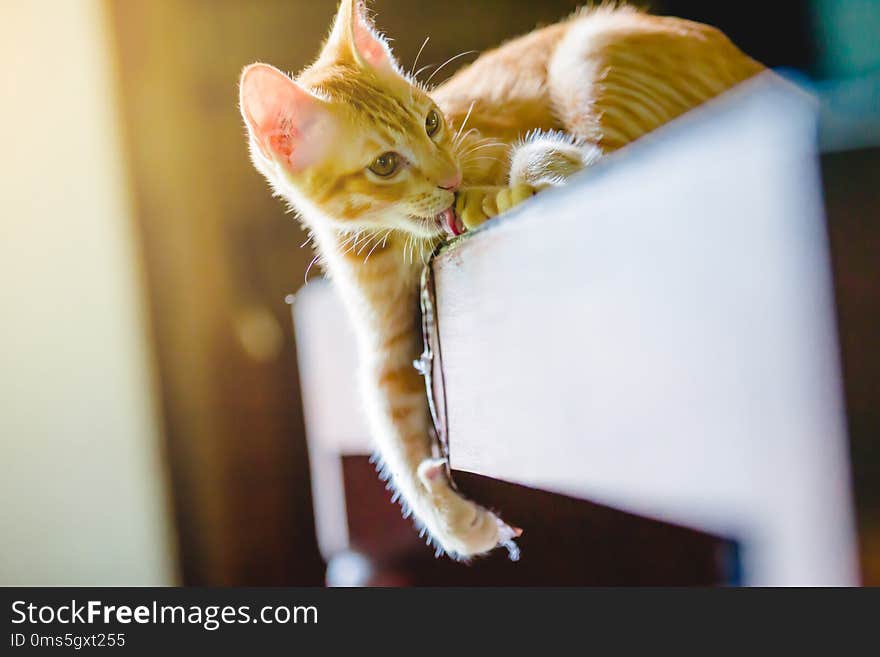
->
[293,74,860,585]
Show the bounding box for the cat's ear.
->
[239,63,336,171]
[328,0,398,74]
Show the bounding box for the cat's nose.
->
[438,171,462,192]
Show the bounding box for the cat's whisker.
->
[457,148,506,162]
[453,101,476,145]
[354,233,376,256]
[355,229,377,252]
[410,36,430,77]
[452,128,479,153]
[461,141,505,156]
[337,234,354,253]
[463,134,503,146]
[470,135,503,145]
[413,63,435,79]
[339,229,368,257]
[364,229,393,262]
[454,134,501,156]
[359,230,384,256]
[399,233,408,262]
[458,150,504,167]
[407,234,417,264]
[356,229,387,256]
[463,156,501,163]
[423,50,478,87]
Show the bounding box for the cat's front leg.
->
[360,355,521,559]
[352,274,520,560]
[453,132,602,232]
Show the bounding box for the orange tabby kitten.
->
[239,0,764,559]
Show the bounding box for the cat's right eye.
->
[368,152,400,177]
[425,109,441,138]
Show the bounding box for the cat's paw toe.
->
[442,500,511,558]
[455,187,497,231]
[496,183,536,213]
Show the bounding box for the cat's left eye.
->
[369,152,400,177]
[425,109,441,138]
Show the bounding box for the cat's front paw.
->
[416,458,522,560]
[453,184,537,233]
[494,183,538,215]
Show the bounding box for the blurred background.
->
[0,0,877,586]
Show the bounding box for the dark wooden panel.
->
[342,455,730,586]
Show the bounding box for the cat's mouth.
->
[436,206,465,237]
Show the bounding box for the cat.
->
[239,0,764,560]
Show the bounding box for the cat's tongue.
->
[439,207,464,237]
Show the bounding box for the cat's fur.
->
[239,0,764,559]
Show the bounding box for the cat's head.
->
[239,0,461,239]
